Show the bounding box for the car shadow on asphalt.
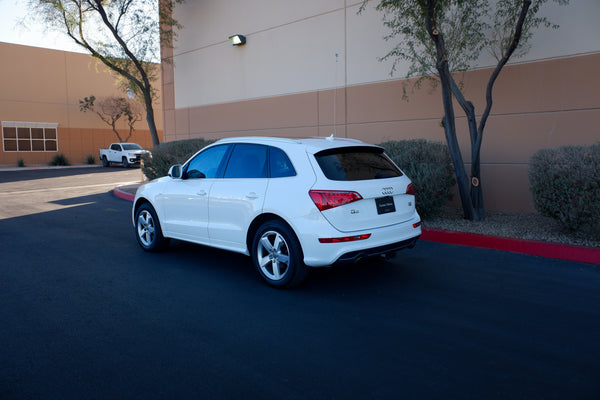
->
[0,183,423,294]
[162,237,417,292]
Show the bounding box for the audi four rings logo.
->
[381,187,394,195]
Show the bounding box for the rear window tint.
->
[314,146,403,181]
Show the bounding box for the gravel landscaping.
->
[424,207,600,248]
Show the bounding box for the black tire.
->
[134,203,169,252]
[122,157,130,168]
[102,156,109,167]
[251,220,309,288]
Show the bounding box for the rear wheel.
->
[102,156,109,167]
[135,203,169,252]
[251,220,308,288]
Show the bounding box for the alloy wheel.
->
[137,209,156,247]
[256,230,290,281]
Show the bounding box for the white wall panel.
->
[348,0,600,83]
[174,0,344,54]
[518,0,600,61]
[173,0,600,108]
[346,2,403,86]
[175,10,346,108]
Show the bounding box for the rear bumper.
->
[332,235,420,265]
[298,211,422,267]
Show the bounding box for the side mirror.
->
[168,165,182,179]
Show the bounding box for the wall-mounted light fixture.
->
[229,34,246,46]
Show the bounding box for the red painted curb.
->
[113,187,135,202]
[421,228,599,265]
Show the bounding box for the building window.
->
[2,122,58,152]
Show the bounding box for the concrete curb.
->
[115,185,599,266]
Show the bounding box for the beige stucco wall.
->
[162,54,599,212]
[162,0,600,212]
[0,42,162,165]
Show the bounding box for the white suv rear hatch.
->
[309,146,416,233]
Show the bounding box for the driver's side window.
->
[185,144,230,179]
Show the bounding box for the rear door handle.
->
[197,190,207,196]
[246,192,259,200]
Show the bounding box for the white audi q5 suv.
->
[133,136,421,287]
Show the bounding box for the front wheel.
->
[135,203,169,252]
[251,220,308,288]
[122,157,130,168]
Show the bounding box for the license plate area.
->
[375,196,396,215]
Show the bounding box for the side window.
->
[185,144,230,179]
[224,144,268,179]
[269,146,296,178]
[111,144,120,151]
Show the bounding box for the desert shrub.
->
[378,139,455,219]
[86,154,96,165]
[529,144,600,239]
[17,159,25,167]
[49,154,70,166]
[142,138,215,180]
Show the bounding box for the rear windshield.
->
[314,146,403,181]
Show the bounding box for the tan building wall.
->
[162,54,599,212]
[162,0,600,213]
[0,42,162,166]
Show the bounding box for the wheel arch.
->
[246,213,302,256]
[134,196,152,211]
[133,197,152,225]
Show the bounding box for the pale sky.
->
[0,0,87,53]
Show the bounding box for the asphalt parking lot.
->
[1,167,599,399]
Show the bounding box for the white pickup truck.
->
[99,143,150,168]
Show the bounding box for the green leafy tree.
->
[361,0,567,220]
[27,0,184,147]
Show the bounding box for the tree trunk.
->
[470,166,484,220]
[420,0,533,221]
[447,79,485,221]
[440,78,474,220]
[426,0,476,220]
[143,88,160,147]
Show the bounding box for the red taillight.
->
[309,190,363,212]
[319,234,371,244]
[406,183,414,195]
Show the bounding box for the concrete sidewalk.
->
[115,184,599,265]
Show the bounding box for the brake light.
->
[309,190,363,212]
[406,183,414,195]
